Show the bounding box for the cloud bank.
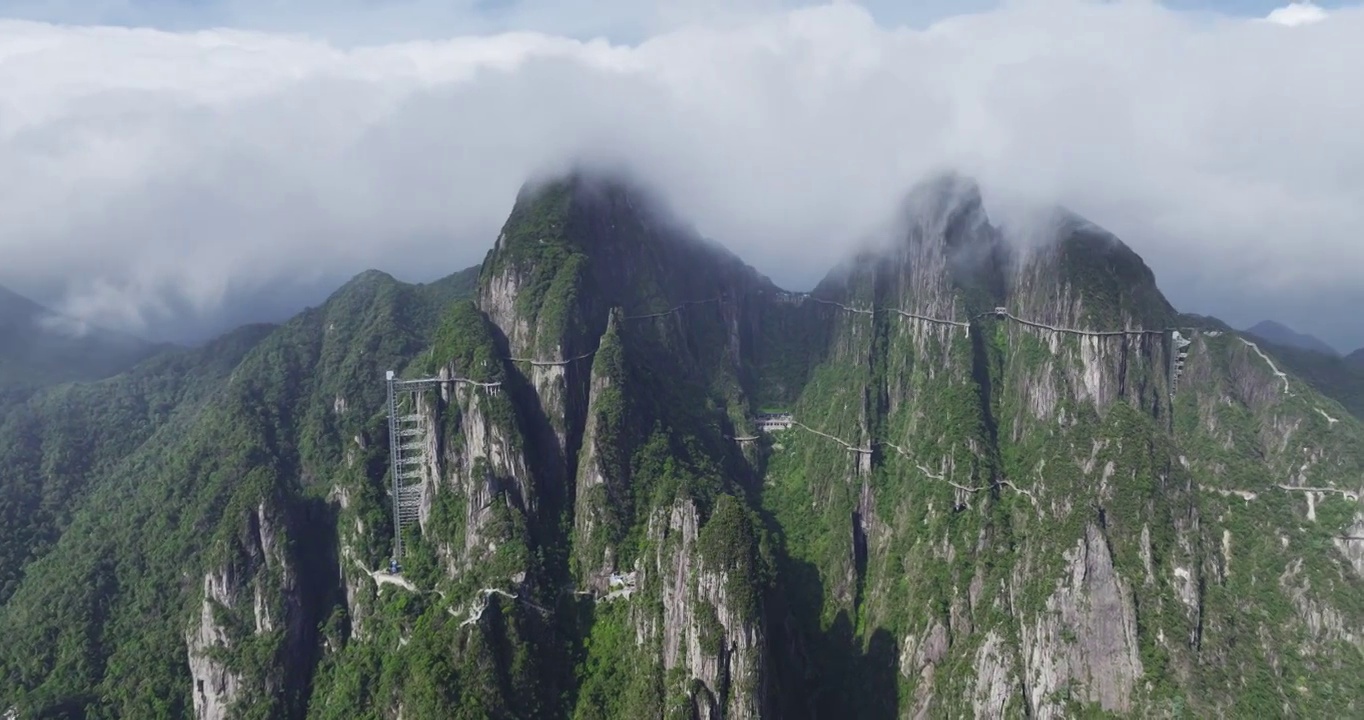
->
[2,0,1362,348]
[1265,2,1330,26]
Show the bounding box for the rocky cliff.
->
[314,171,1364,718]
[2,172,1362,719]
[752,175,1364,718]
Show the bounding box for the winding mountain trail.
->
[457,588,521,628]
[1239,338,1292,395]
[792,421,873,454]
[353,558,421,593]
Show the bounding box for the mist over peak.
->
[0,283,163,388]
[1,1,1362,349]
[901,172,984,224]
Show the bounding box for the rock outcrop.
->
[188,501,305,720]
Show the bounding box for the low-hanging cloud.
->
[2,0,1362,349]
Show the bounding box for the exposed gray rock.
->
[187,502,303,719]
[187,568,239,720]
[1018,523,1143,717]
[643,500,768,719]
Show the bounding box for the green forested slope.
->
[1,173,1362,720]
[0,268,478,717]
[0,322,273,603]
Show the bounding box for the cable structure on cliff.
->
[621,296,721,321]
[804,296,1209,343]
[885,307,971,328]
[807,297,970,328]
[978,307,1165,338]
[505,349,598,367]
[777,424,1039,505]
[878,439,1038,504]
[1275,484,1360,501]
[792,421,873,454]
[351,556,552,633]
[457,588,552,629]
[392,376,503,390]
[808,297,874,316]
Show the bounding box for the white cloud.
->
[1,0,1363,348]
[1265,2,1329,27]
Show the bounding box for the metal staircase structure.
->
[385,370,504,570]
[385,372,443,565]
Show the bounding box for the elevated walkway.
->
[756,413,794,432]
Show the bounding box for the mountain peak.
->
[903,170,982,210]
[488,168,759,301]
[898,171,986,243]
[501,166,696,250]
[0,284,162,389]
[1245,320,1339,356]
[0,284,48,327]
[339,268,398,291]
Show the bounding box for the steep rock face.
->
[439,379,534,566]
[477,174,778,473]
[640,497,768,720]
[187,568,240,720]
[1017,522,1143,716]
[757,174,1364,719]
[1164,330,1364,714]
[448,174,780,718]
[170,175,1364,719]
[188,500,308,720]
[572,311,632,587]
[1001,219,1175,423]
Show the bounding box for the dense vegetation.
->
[1,174,1362,719]
[0,268,477,717]
[0,323,273,603]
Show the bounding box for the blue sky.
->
[0,0,1350,42]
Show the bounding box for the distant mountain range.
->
[1229,319,1364,422]
[1245,319,1340,356]
[0,285,167,391]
